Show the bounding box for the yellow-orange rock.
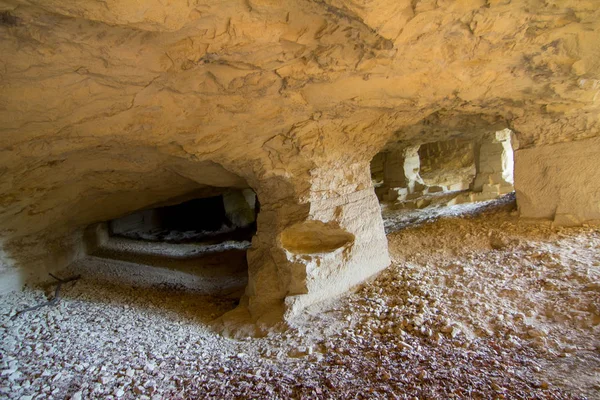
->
[0,0,598,323]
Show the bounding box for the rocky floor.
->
[86,237,249,296]
[381,191,516,234]
[116,225,255,245]
[1,197,599,399]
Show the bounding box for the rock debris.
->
[1,198,598,399]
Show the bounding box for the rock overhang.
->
[0,0,599,323]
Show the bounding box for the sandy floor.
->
[1,197,599,399]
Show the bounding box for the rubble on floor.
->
[1,197,598,399]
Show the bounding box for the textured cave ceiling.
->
[0,0,598,243]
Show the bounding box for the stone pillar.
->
[225,161,390,333]
[515,136,600,226]
[369,152,386,183]
[382,145,424,200]
[241,176,309,327]
[284,161,390,317]
[471,129,514,197]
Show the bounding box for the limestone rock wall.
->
[0,0,599,321]
[515,136,600,227]
[472,129,515,194]
[419,139,476,188]
[383,146,423,193]
[370,153,386,183]
[285,161,389,317]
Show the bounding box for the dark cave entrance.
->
[108,190,258,245]
[83,188,261,300]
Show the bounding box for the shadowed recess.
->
[280,220,355,255]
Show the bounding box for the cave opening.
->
[371,129,516,232]
[81,187,260,301]
[108,190,258,244]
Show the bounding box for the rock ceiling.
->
[0,0,598,277]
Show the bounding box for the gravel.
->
[1,196,598,399]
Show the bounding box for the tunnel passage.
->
[109,189,258,244]
[81,187,259,301]
[371,129,516,232]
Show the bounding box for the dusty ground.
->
[1,196,599,399]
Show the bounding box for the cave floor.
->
[1,198,599,399]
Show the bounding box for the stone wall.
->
[0,0,599,325]
[232,161,390,330]
[370,153,386,183]
[472,129,514,193]
[515,136,600,226]
[110,210,160,236]
[223,189,257,229]
[419,139,476,190]
[0,230,87,294]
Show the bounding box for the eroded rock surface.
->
[0,0,599,321]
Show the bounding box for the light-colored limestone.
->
[419,139,476,189]
[223,189,256,228]
[241,161,389,324]
[472,129,515,195]
[515,136,600,227]
[280,221,354,255]
[0,0,599,324]
[381,146,425,200]
[110,210,160,236]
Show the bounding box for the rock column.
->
[234,160,390,330]
[471,129,514,198]
[381,145,424,201]
[223,189,256,228]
